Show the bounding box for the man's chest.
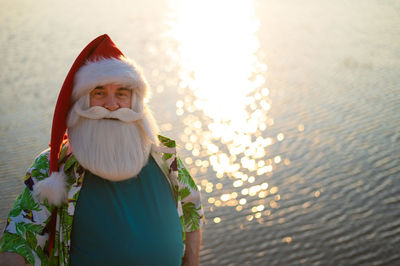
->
[68,158,183,265]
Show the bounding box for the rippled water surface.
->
[1,0,400,265]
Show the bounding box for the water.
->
[1,0,400,265]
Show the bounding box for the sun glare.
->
[170,0,265,123]
[167,0,283,224]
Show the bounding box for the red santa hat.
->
[34,34,149,206]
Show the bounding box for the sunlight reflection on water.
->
[1,0,399,264]
[166,0,287,225]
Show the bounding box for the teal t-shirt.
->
[69,156,183,266]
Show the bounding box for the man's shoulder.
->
[27,139,72,180]
[27,148,51,180]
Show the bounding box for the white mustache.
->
[76,106,143,122]
[68,102,143,128]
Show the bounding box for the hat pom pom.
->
[34,171,68,206]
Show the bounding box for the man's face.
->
[89,84,132,110]
[68,82,157,181]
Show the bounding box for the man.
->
[0,34,203,265]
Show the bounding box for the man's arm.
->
[0,150,55,265]
[182,229,202,266]
[0,251,26,266]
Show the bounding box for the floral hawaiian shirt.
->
[0,135,204,265]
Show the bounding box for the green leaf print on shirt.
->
[0,232,35,265]
[9,189,41,218]
[182,202,201,231]
[177,157,197,190]
[180,187,191,200]
[20,189,41,211]
[31,153,49,180]
[158,135,176,148]
[15,223,44,236]
[64,155,77,173]
[58,144,68,163]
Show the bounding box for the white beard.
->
[67,96,159,181]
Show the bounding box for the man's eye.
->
[92,90,105,95]
[117,93,129,97]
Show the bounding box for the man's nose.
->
[104,96,119,111]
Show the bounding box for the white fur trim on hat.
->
[72,57,148,103]
[34,171,68,206]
